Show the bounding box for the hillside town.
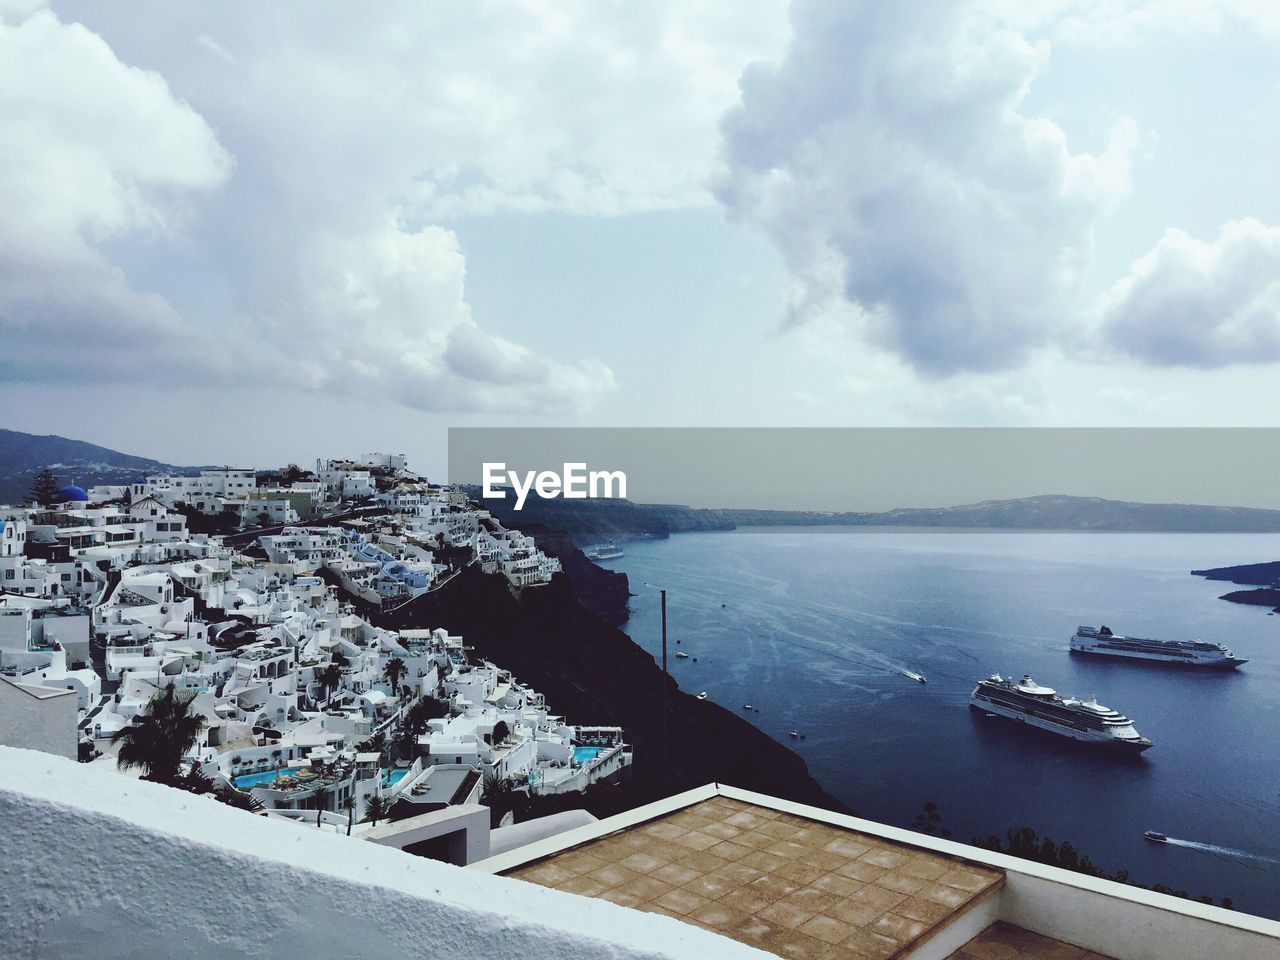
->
[0,455,629,835]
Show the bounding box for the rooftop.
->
[502,793,1003,959]
[479,784,1279,960]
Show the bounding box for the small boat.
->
[742,703,754,711]
[788,730,800,738]
[696,691,708,700]
[675,651,689,659]
[904,671,926,684]
[1144,831,1169,843]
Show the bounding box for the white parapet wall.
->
[0,747,773,960]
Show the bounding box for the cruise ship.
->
[586,542,624,561]
[1071,625,1246,669]
[970,674,1153,753]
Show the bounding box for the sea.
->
[602,528,1280,919]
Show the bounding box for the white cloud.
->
[3,1,792,414]
[716,0,1134,376]
[0,9,234,381]
[1102,219,1280,366]
[993,0,1280,43]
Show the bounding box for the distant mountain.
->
[477,491,1280,539]
[0,429,200,505]
[770,494,1280,532]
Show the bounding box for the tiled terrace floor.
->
[948,922,1114,960]
[506,795,1004,959]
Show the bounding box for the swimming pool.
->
[232,768,294,789]
[573,746,605,764]
[383,768,409,786]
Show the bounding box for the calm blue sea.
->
[606,529,1280,919]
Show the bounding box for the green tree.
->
[317,663,342,702]
[358,730,388,758]
[911,801,951,838]
[363,794,388,824]
[481,772,516,827]
[383,656,407,692]
[393,695,447,757]
[216,784,265,812]
[112,687,206,783]
[491,720,510,744]
[26,468,60,507]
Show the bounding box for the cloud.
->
[0,9,234,381]
[2,2,792,414]
[994,0,1280,43]
[285,218,616,413]
[715,0,1134,376]
[1102,219,1280,366]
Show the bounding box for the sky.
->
[2,0,1279,479]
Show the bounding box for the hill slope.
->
[480,492,1280,539]
[0,428,199,505]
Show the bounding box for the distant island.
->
[1191,561,1280,614]
[473,489,1280,539]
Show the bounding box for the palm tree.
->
[317,663,342,703]
[912,801,951,838]
[383,656,406,692]
[112,687,206,783]
[359,730,387,757]
[481,772,515,827]
[363,795,388,825]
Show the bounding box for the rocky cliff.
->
[372,565,845,816]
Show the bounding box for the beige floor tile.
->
[688,900,749,931]
[613,875,674,903]
[618,851,669,874]
[707,839,754,862]
[872,911,928,943]
[651,862,700,886]
[682,872,739,901]
[838,926,901,960]
[758,898,818,929]
[811,872,866,898]
[654,887,711,916]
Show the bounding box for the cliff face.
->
[519,528,631,625]
[373,566,845,815]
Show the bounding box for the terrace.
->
[475,784,1280,960]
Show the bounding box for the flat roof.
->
[0,676,76,700]
[501,794,1003,959]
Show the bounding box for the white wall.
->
[0,682,76,759]
[0,747,772,960]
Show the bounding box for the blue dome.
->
[56,484,89,503]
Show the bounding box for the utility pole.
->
[660,589,669,788]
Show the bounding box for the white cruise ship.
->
[1071,625,1246,670]
[586,542,624,561]
[970,674,1153,754]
